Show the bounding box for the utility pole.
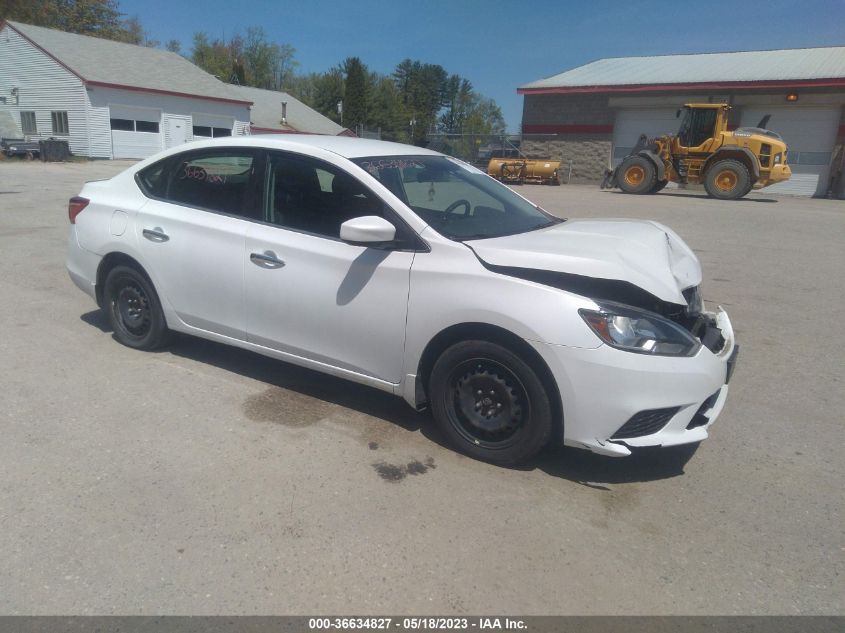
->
[337,100,343,125]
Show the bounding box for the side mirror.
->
[340,216,396,245]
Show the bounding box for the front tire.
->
[617,155,657,194]
[104,265,171,350]
[649,179,668,193]
[704,159,752,200]
[429,340,553,465]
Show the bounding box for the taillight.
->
[68,196,89,224]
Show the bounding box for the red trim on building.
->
[522,124,613,134]
[518,78,845,95]
[85,81,252,105]
[3,22,252,106]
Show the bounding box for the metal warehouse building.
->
[519,47,845,197]
[0,21,348,159]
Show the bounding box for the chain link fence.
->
[424,133,606,183]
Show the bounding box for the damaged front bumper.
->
[534,306,737,457]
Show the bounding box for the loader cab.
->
[675,104,729,152]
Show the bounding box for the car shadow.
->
[80,308,697,484]
[620,190,779,203]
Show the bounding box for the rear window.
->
[136,150,258,218]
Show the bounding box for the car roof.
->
[185,134,444,159]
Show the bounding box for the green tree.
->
[0,0,159,45]
[343,57,369,132]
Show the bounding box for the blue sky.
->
[120,0,845,131]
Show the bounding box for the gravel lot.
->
[0,159,842,615]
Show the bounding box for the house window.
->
[135,120,160,133]
[110,118,134,131]
[110,119,160,133]
[51,111,69,135]
[192,125,231,138]
[21,111,37,135]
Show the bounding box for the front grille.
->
[611,407,680,440]
[687,389,722,429]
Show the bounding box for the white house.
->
[0,20,253,159]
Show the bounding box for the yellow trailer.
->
[488,158,561,185]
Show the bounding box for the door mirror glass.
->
[340,216,396,244]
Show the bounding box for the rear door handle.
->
[250,250,285,269]
[142,227,169,242]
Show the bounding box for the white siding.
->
[0,24,89,155]
[86,86,250,157]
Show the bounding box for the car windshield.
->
[351,155,563,240]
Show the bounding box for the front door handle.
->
[250,250,285,269]
[142,227,169,242]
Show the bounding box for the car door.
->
[244,151,418,383]
[135,148,262,339]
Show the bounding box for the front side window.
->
[266,153,391,240]
[21,111,37,135]
[137,150,258,218]
[51,111,69,135]
[352,155,561,241]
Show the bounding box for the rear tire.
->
[429,340,553,465]
[704,159,752,200]
[104,265,171,350]
[617,155,657,194]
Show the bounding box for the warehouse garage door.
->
[109,105,162,159]
[740,107,840,197]
[192,114,234,140]
[612,108,681,166]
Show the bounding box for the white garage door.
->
[110,105,162,159]
[612,108,682,166]
[740,107,840,197]
[192,113,234,140]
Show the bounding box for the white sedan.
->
[67,136,738,464]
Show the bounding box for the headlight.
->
[774,153,782,164]
[579,303,701,357]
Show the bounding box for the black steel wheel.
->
[430,340,553,464]
[104,265,171,350]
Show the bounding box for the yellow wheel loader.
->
[601,104,791,200]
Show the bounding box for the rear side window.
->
[136,150,259,218]
[137,159,171,198]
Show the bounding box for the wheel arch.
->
[415,322,563,442]
[635,150,666,181]
[705,148,760,181]
[95,252,153,308]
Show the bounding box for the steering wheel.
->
[444,199,471,215]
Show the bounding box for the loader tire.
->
[649,179,669,193]
[617,156,656,194]
[704,159,752,200]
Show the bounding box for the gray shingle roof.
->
[227,85,345,135]
[7,20,251,104]
[521,46,845,90]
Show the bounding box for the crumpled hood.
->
[467,219,702,304]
